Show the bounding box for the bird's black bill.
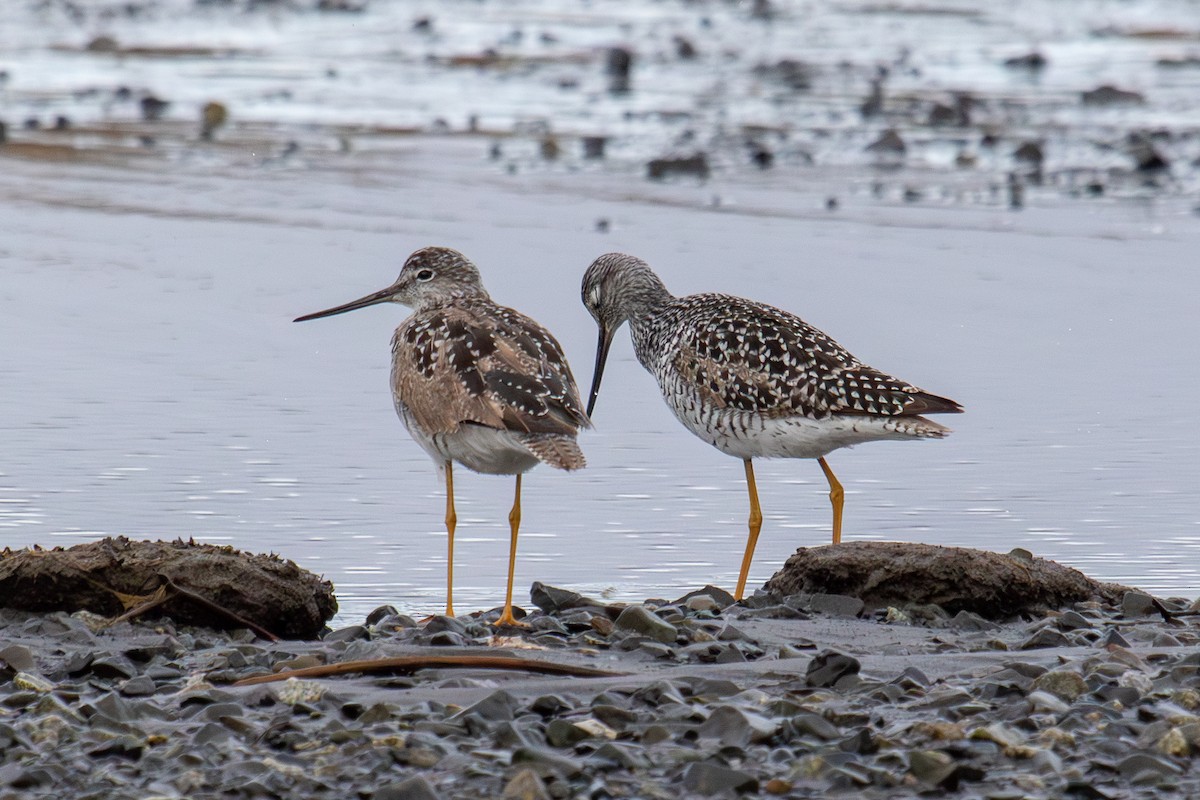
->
[585,325,614,418]
[293,285,398,322]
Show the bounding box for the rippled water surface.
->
[2,0,1198,623]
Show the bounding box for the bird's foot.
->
[492,609,529,628]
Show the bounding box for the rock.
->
[680,762,759,795]
[1122,591,1156,617]
[529,582,612,616]
[646,153,710,181]
[908,750,955,785]
[753,59,814,91]
[1028,690,1070,714]
[1115,752,1183,778]
[605,47,633,93]
[950,610,1000,632]
[615,605,677,644]
[140,95,170,121]
[805,650,860,688]
[865,129,905,155]
[1014,141,1045,165]
[790,712,841,740]
[200,101,228,140]
[677,584,736,608]
[698,705,777,746]
[545,719,589,748]
[766,542,1123,619]
[502,768,551,800]
[1032,670,1088,702]
[455,690,519,722]
[581,136,606,160]
[1004,52,1048,70]
[0,537,335,639]
[1127,132,1170,172]
[375,775,441,800]
[1081,85,1145,106]
[0,645,35,672]
[808,593,863,618]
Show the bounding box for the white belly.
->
[397,403,540,475]
[665,390,942,460]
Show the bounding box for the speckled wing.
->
[672,293,961,419]
[392,303,591,439]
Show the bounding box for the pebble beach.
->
[3,583,1199,799]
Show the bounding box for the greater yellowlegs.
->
[297,246,589,626]
[581,253,961,600]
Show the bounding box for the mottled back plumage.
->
[392,298,590,470]
[582,252,961,449]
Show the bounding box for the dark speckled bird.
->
[297,246,589,626]
[582,253,962,600]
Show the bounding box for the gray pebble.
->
[615,605,677,644]
[809,593,864,617]
[376,775,442,800]
[805,649,861,688]
[680,761,759,795]
[1122,591,1156,617]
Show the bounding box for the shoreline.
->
[3,583,1198,798]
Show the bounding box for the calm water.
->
[2,0,1198,623]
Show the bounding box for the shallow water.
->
[2,1,1199,623]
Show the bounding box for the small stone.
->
[676,585,736,608]
[1081,85,1144,106]
[764,778,792,794]
[366,604,399,625]
[1056,611,1093,630]
[1115,752,1183,778]
[511,746,583,779]
[1028,690,1070,714]
[119,676,157,697]
[455,690,519,722]
[1032,670,1088,703]
[1122,591,1156,617]
[1020,628,1070,650]
[790,713,840,740]
[0,645,35,672]
[698,705,777,747]
[681,762,758,796]
[805,650,860,688]
[1101,629,1131,648]
[685,595,720,613]
[908,750,955,785]
[13,673,53,693]
[545,719,589,748]
[502,768,551,800]
[950,610,1000,632]
[324,624,368,642]
[615,605,677,644]
[809,593,863,617]
[865,129,905,155]
[275,678,326,705]
[375,775,441,800]
[1157,727,1190,757]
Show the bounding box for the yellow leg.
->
[443,461,456,617]
[818,456,844,544]
[734,459,764,601]
[494,474,527,627]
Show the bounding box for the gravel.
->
[2,587,1199,799]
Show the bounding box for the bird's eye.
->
[416,269,434,282]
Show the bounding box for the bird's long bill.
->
[585,324,615,418]
[293,285,398,322]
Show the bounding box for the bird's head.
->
[294,246,489,323]
[580,252,671,417]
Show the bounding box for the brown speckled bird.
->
[297,247,589,625]
[582,253,961,600]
